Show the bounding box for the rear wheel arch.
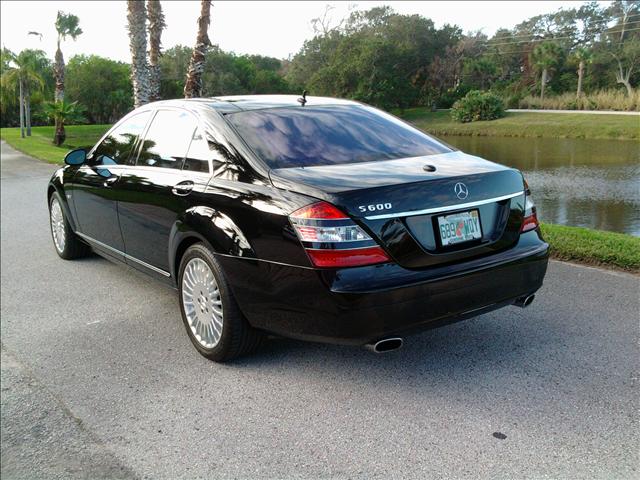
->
[173,235,204,282]
[170,208,256,281]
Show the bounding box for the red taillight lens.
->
[305,247,390,268]
[521,211,539,233]
[289,201,390,268]
[521,181,539,233]
[290,201,348,220]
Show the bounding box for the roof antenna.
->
[297,90,307,106]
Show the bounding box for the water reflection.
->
[444,136,640,236]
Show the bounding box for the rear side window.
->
[137,109,197,169]
[226,105,451,169]
[183,130,211,173]
[93,112,151,165]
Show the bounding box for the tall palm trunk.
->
[18,77,25,138]
[54,41,65,103]
[25,87,32,136]
[184,0,212,98]
[54,42,64,144]
[54,120,66,146]
[127,0,150,108]
[540,68,548,101]
[147,0,165,102]
[576,60,584,98]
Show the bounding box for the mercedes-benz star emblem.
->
[454,182,469,200]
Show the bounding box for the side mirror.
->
[64,148,86,166]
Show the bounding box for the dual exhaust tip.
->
[514,294,536,308]
[365,337,404,354]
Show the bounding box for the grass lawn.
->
[0,124,111,164]
[541,223,640,273]
[399,109,639,140]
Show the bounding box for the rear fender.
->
[168,206,256,280]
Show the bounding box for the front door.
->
[70,111,151,259]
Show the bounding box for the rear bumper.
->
[220,230,549,345]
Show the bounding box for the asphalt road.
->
[1,140,638,479]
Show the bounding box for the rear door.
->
[114,108,211,276]
[70,111,151,259]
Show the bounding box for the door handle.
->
[103,175,120,187]
[172,181,194,196]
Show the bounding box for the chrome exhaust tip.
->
[365,337,404,353]
[514,294,536,308]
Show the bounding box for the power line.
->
[477,25,640,47]
[466,18,640,44]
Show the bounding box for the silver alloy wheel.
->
[50,197,66,253]
[182,257,223,348]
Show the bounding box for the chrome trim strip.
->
[76,232,171,277]
[364,191,523,220]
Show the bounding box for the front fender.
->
[48,167,78,232]
[168,206,256,280]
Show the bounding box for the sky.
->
[1,1,605,62]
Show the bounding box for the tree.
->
[611,39,640,95]
[147,0,165,102]
[604,1,640,95]
[531,41,563,100]
[127,0,150,107]
[53,11,82,103]
[574,47,592,97]
[65,55,133,124]
[1,50,46,137]
[42,100,86,146]
[184,0,212,98]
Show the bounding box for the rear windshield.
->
[226,104,451,169]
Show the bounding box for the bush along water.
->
[451,91,505,123]
[517,90,640,111]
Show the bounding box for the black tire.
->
[178,243,264,362]
[49,192,90,260]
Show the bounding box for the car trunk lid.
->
[270,151,527,269]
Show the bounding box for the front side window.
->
[93,111,151,165]
[137,109,198,169]
[226,104,452,169]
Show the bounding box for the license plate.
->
[437,210,482,246]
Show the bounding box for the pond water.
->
[442,135,640,236]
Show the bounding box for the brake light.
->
[289,201,390,268]
[521,181,539,233]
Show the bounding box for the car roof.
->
[146,95,360,114]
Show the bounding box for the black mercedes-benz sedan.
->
[48,95,548,361]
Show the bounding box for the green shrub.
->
[451,90,505,123]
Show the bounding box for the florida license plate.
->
[437,210,482,246]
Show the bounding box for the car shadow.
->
[227,306,563,385]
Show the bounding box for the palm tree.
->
[573,47,592,98]
[184,0,212,98]
[54,11,82,103]
[147,0,166,102]
[42,101,86,146]
[531,41,562,101]
[127,0,150,108]
[1,50,45,138]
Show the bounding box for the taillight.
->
[521,181,539,233]
[289,201,390,268]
